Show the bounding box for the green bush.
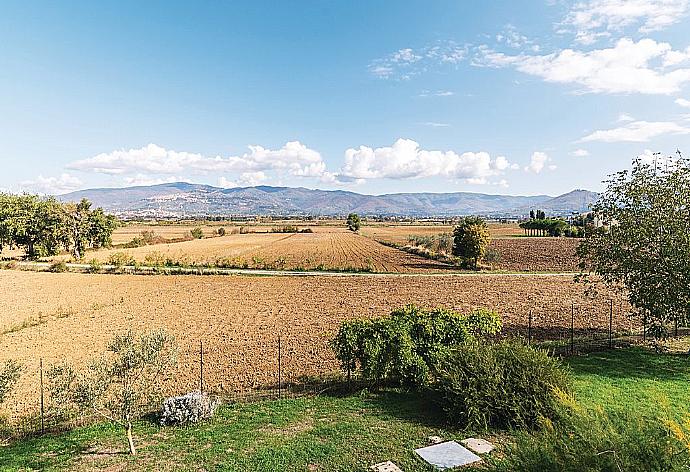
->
[87,258,102,273]
[108,252,135,267]
[49,261,68,273]
[217,227,226,236]
[190,227,204,239]
[487,400,688,471]
[432,339,570,429]
[330,305,501,387]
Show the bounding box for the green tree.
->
[577,154,690,337]
[190,227,204,239]
[0,360,22,404]
[452,216,491,269]
[47,330,178,455]
[346,213,361,232]
[217,227,226,236]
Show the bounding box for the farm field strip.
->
[0,271,630,415]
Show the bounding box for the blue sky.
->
[2,0,690,196]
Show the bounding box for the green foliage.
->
[577,155,690,335]
[144,251,166,267]
[190,227,204,239]
[346,213,361,232]
[47,329,177,455]
[488,400,688,471]
[452,216,491,269]
[330,305,501,387]
[519,218,571,237]
[87,258,102,273]
[49,261,68,273]
[217,227,226,236]
[107,252,135,268]
[432,339,570,430]
[407,233,454,255]
[0,360,22,404]
[0,194,117,259]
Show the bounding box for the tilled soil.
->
[0,270,630,415]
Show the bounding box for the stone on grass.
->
[160,391,219,426]
[428,435,444,444]
[414,441,481,470]
[370,461,403,472]
[460,438,495,455]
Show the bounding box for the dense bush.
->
[49,261,68,273]
[330,305,501,387]
[432,339,570,429]
[487,399,688,471]
[108,252,135,267]
[190,227,204,239]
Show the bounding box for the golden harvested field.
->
[362,222,522,244]
[64,230,451,273]
[0,270,630,415]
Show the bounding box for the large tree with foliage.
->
[47,330,177,455]
[577,154,690,337]
[346,213,361,232]
[452,216,491,269]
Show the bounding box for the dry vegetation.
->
[0,270,630,415]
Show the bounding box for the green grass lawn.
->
[2,346,688,471]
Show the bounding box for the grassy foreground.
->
[1,347,689,471]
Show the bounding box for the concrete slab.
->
[414,441,481,469]
[460,438,495,455]
[370,461,403,472]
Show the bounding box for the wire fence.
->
[3,300,681,439]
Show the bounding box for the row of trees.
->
[0,194,118,259]
[521,210,591,237]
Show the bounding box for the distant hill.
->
[60,182,598,218]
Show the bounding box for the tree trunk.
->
[126,422,136,455]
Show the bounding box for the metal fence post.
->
[609,299,613,349]
[528,310,532,345]
[570,303,575,355]
[278,335,282,399]
[40,358,45,434]
[199,341,204,394]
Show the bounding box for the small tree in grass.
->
[47,329,177,455]
[452,216,491,269]
[346,213,361,232]
[190,227,204,239]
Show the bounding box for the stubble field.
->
[0,270,630,415]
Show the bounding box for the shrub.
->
[330,305,501,387]
[87,258,102,273]
[432,339,570,429]
[0,360,22,404]
[160,391,219,426]
[453,217,491,269]
[190,227,204,239]
[108,252,135,268]
[271,225,299,233]
[487,399,688,471]
[300,228,314,233]
[49,261,68,273]
[217,227,226,236]
[483,247,501,265]
[144,251,167,267]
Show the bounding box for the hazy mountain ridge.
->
[61,183,598,217]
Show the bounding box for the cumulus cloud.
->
[675,98,690,108]
[19,173,83,195]
[339,138,515,185]
[418,90,455,97]
[474,38,690,95]
[580,120,690,142]
[618,113,635,122]
[66,141,339,188]
[571,149,590,157]
[369,41,468,79]
[563,0,689,44]
[525,152,556,173]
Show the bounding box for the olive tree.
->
[47,330,177,455]
[452,216,491,269]
[577,153,690,337]
[346,213,361,232]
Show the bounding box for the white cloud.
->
[675,97,690,108]
[67,142,332,183]
[564,0,689,43]
[418,90,455,97]
[580,120,690,142]
[19,173,83,195]
[525,152,556,173]
[617,113,635,122]
[420,122,451,127]
[475,38,690,95]
[369,41,468,79]
[339,138,514,185]
[571,149,591,157]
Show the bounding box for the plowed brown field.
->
[0,270,631,415]
[489,237,579,272]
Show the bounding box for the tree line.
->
[519,210,593,237]
[0,194,118,259]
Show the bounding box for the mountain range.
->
[61,183,598,218]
